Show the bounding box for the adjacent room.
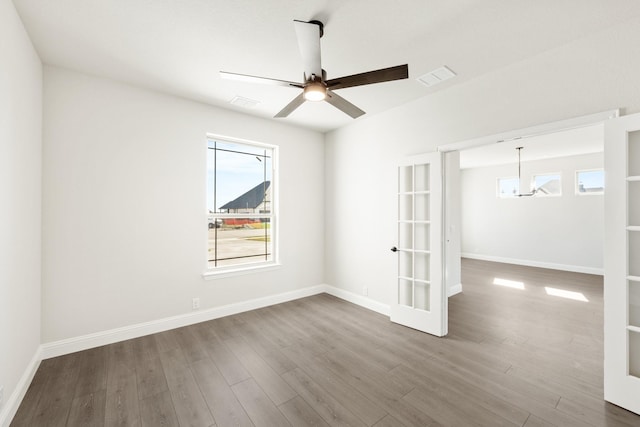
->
[3,0,640,425]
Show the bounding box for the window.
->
[206,137,276,271]
[497,177,519,198]
[532,173,561,196]
[576,169,604,194]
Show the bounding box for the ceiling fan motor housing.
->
[303,76,327,101]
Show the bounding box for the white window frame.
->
[203,134,279,279]
[531,172,562,197]
[497,177,520,198]
[575,168,605,195]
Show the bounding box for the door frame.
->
[437,109,619,283]
[437,108,623,405]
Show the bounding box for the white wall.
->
[42,66,324,343]
[0,0,42,421]
[325,15,640,307]
[461,153,604,274]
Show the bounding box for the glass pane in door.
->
[399,251,412,278]
[399,223,413,249]
[629,130,640,176]
[630,181,640,226]
[399,278,413,307]
[399,195,413,221]
[399,166,413,192]
[630,232,640,277]
[414,164,430,192]
[631,281,640,328]
[630,331,640,377]
[414,223,430,251]
[414,252,430,283]
[415,194,430,221]
[414,281,430,311]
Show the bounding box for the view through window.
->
[533,173,562,196]
[576,169,605,194]
[207,138,275,269]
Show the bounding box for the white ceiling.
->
[459,124,604,170]
[12,0,640,133]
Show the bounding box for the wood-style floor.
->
[11,259,640,426]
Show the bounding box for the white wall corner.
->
[41,284,327,359]
[324,285,391,317]
[448,283,463,297]
[0,347,42,427]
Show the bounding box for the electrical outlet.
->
[192,297,200,310]
[363,286,368,296]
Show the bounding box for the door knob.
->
[390,246,398,252]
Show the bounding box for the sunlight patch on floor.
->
[493,277,525,290]
[545,286,589,302]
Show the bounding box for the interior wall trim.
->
[4,286,412,425]
[0,347,42,427]
[448,283,463,296]
[462,253,604,276]
[438,109,619,153]
[324,285,391,316]
[40,284,327,360]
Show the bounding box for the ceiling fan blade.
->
[294,20,322,81]
[220,71,303,88]
[326,64,408,90]
[274,93,306,118]
[325,90,365,118]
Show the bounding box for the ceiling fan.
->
[220,19,409,119]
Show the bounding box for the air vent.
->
[229,96,260,109]
[417,66,456,88]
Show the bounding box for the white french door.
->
[604,112,640,415]
[391,151,447,336]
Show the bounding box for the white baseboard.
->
[6,284,397,426]
[0,347,42,427]
[448,283,463,297]
[324,285,391,316]
[461,253,604,276]
[41,284,327,359]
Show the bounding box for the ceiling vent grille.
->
[417,66,456,88]
[229,95,260,109]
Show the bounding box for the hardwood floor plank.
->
[75,346,108,398]
[231,379,292,427]
[201,334,252,386]
[225,336,297,405]
[105,359,140,427]
[523,414,556,427]
[281,368,367,427]
[190,357,254,427]
[372,414,406,427]
[279,395,331,427]
[404,386,518,427]
[556,397,640,427]
[139,390,179,427]
[391,363,529,426]
[159,348,215,427]
[135,355,168,400]
[281,344,386,426]
[30,369,79,426]
[172,326,209,364]
[67,389,107,427]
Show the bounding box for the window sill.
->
[202,262,281,280]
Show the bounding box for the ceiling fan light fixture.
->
[303,81,327,101]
